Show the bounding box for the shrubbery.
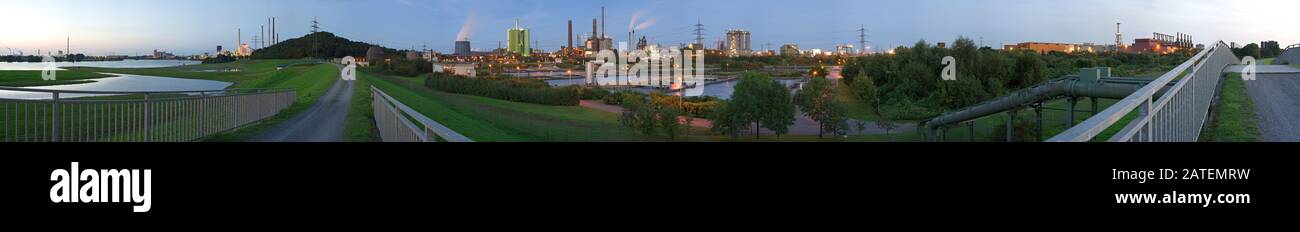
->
[202,54,236,64]
[842,37,1193,120]
[376,57,433,77]
[423,72,580,106]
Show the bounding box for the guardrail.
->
[1049,41,1238,142]
[370,86,472,142]
[0,87,295,142]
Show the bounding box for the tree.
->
[708,100,746,138]
[1237,43,1262,59]
[657,107,685,141]
[728,72,796,139]
[1261,41,1282,58]
[874,116,899,142]
[851,72,879,112]
[1011,53,1048,89]
[618,94,658,137]
[796,77,848,138]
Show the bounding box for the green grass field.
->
[0,70,113,87]
[365,71,648,142]
[1201,72,1262,142]
[343,74,377,142]
[66,59,355,141]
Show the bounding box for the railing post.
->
[1139,98,1151,142]
[51,92,60,142]
[968,121,975,142]
[1066,97,1076,127]
[1035,104,1044,142]
[143,93,151,142]
[1006,110,1016,142]
[198,92,206,137]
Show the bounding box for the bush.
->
[423,72,580,106]
[602,91,644,106]
[202,54,236,64]
[378,57,433,77]
[575,86,610,100]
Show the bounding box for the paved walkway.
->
[1243,73,1300,142]
[254,65,353,142]
[1225,65,1300,74]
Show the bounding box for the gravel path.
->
[254,66,353,142]
[1243,73,1300,142]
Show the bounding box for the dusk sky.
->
[3,0,1297,56]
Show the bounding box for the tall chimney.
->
[567,19,573,53]
[272,17,277,44]
[601,6,605,38]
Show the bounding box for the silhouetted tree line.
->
[251,32,397,59]
[202,54,236,64]
[1,54,93,62]
[1234,41,1283,59]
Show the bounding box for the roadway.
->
[1241,65,1300,141]
[253,64,354,142]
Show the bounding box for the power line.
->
[693,18,706,46]
[311,17,322,33]
[859,25,869,54]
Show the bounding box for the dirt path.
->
[254,65,353,142]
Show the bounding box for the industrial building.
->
[724,29,751,57]
[780,44,800,56]
[1004,42,1082,53]
[455,41,472,56]
[1003,42,1112,53]
[1124,32,1194,54]
[506,19,532,57]
[582,6,614,55]
[433,62,478,78]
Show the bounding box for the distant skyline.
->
[3,0,1298,56]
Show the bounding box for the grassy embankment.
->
[67,59,375,141]
[0,70,113,87]
[365,70,647,142]
[1200,58,1266,142]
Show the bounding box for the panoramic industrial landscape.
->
[2,0,1298,142]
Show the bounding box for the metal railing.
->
[370,86,472,142]
[1049,41,1238,142]
[0,87,295,142]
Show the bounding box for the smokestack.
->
[273,17,277,44]
[568,19,573,53]
[601,6,605,38]
[261,25,265,48]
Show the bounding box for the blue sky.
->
[2,0,1297,56]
